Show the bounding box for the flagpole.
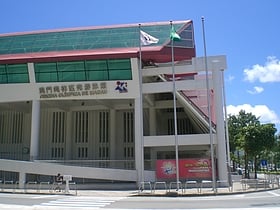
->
[201,16,216,193]
[221,69,231,184]
[170,21,180,191]
[138,24,145,190]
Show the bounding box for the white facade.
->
[0,55,229,187]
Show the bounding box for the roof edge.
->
[0,20,192,38]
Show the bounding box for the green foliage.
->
[228,110,277,178]
[228,110,259,151]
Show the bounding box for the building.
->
[0,20,229,189]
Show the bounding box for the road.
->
[1,189,280,209]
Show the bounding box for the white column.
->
[64,112,72,159]
[109,109,116,159]
[212,68,228,182]
[27,63,36,83]
[134,97,142,184]
[28,62,41,161]
[18,172,26,189]
[29,100,40,161]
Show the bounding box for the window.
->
[0,112,23,144]
[57,61,86,82]
[123,111,134,168]
[74,111,88,143]
[78,147,88,158]
[51,147,64,158]
[98,111,109,160]
[52,112,65,143]
[0,64,29,84]
[34,59,132,82]
[35,62,57,82]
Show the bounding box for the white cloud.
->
[227,104,280,124]
[246,86,264,94]
[243,56,280,83]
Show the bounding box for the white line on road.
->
[268,191,280,197]
[31,194,60,199]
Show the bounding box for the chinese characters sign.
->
[156,159,212,180]
[39,82,107,99]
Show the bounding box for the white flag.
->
[140,30,159,46]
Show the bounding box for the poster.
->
[156,158,212,179]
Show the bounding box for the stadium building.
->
[0,20,229,189]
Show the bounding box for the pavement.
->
[1,179,278,197]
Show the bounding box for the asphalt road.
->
[1,189,280,209]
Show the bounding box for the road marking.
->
[268,191,280,196]
[31,194,60,199]
[0,204,30,209]
[35,196,125,209]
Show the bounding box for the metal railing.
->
[0,180,77,195]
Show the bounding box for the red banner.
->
[156,158,212,180]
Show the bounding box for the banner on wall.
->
[156,158,212,180]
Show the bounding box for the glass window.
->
[35,63,58,82]
[58,71,86,82]
[58,61,84,72]
[87,71,108,81]
[0,65,7,84]
[109,70,131,80]
[34,58,132,82]
[36,72,58,82]
[8,74,29,83]
[108,59,131,70]
[86,60,107,71]
[6,64,28,74]
[35,62,57,73]
[0,74,8,83]
[0,64,29,84]
[108,59,132,80]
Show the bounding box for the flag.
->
[170,25,181,41]
[140,30,159,46]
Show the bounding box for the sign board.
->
[156,158,212,180]
[261,160,267,166]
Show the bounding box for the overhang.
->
[0,20,195,64]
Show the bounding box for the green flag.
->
[170,25,181,41]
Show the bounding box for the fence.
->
[138,175,280,195]
[0,179,77,195]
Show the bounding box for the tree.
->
[228,110,277,178]
[228,110,260,173]
[240,123,276,178]
[271,134,280,170]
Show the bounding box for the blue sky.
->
[1,0,280,132]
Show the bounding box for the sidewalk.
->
[134,179,279,197]
[0,179,278,197]
[66,180,278,197]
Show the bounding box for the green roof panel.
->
[0,21,194,55]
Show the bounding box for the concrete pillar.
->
[28,63,40,161]
[18,172,26,189]
[27,63,36,83]
[212,67,228,182]
[64,112,72,160]
[134,97,143,184]
[29,100,40,161]
[109,109,116,159]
